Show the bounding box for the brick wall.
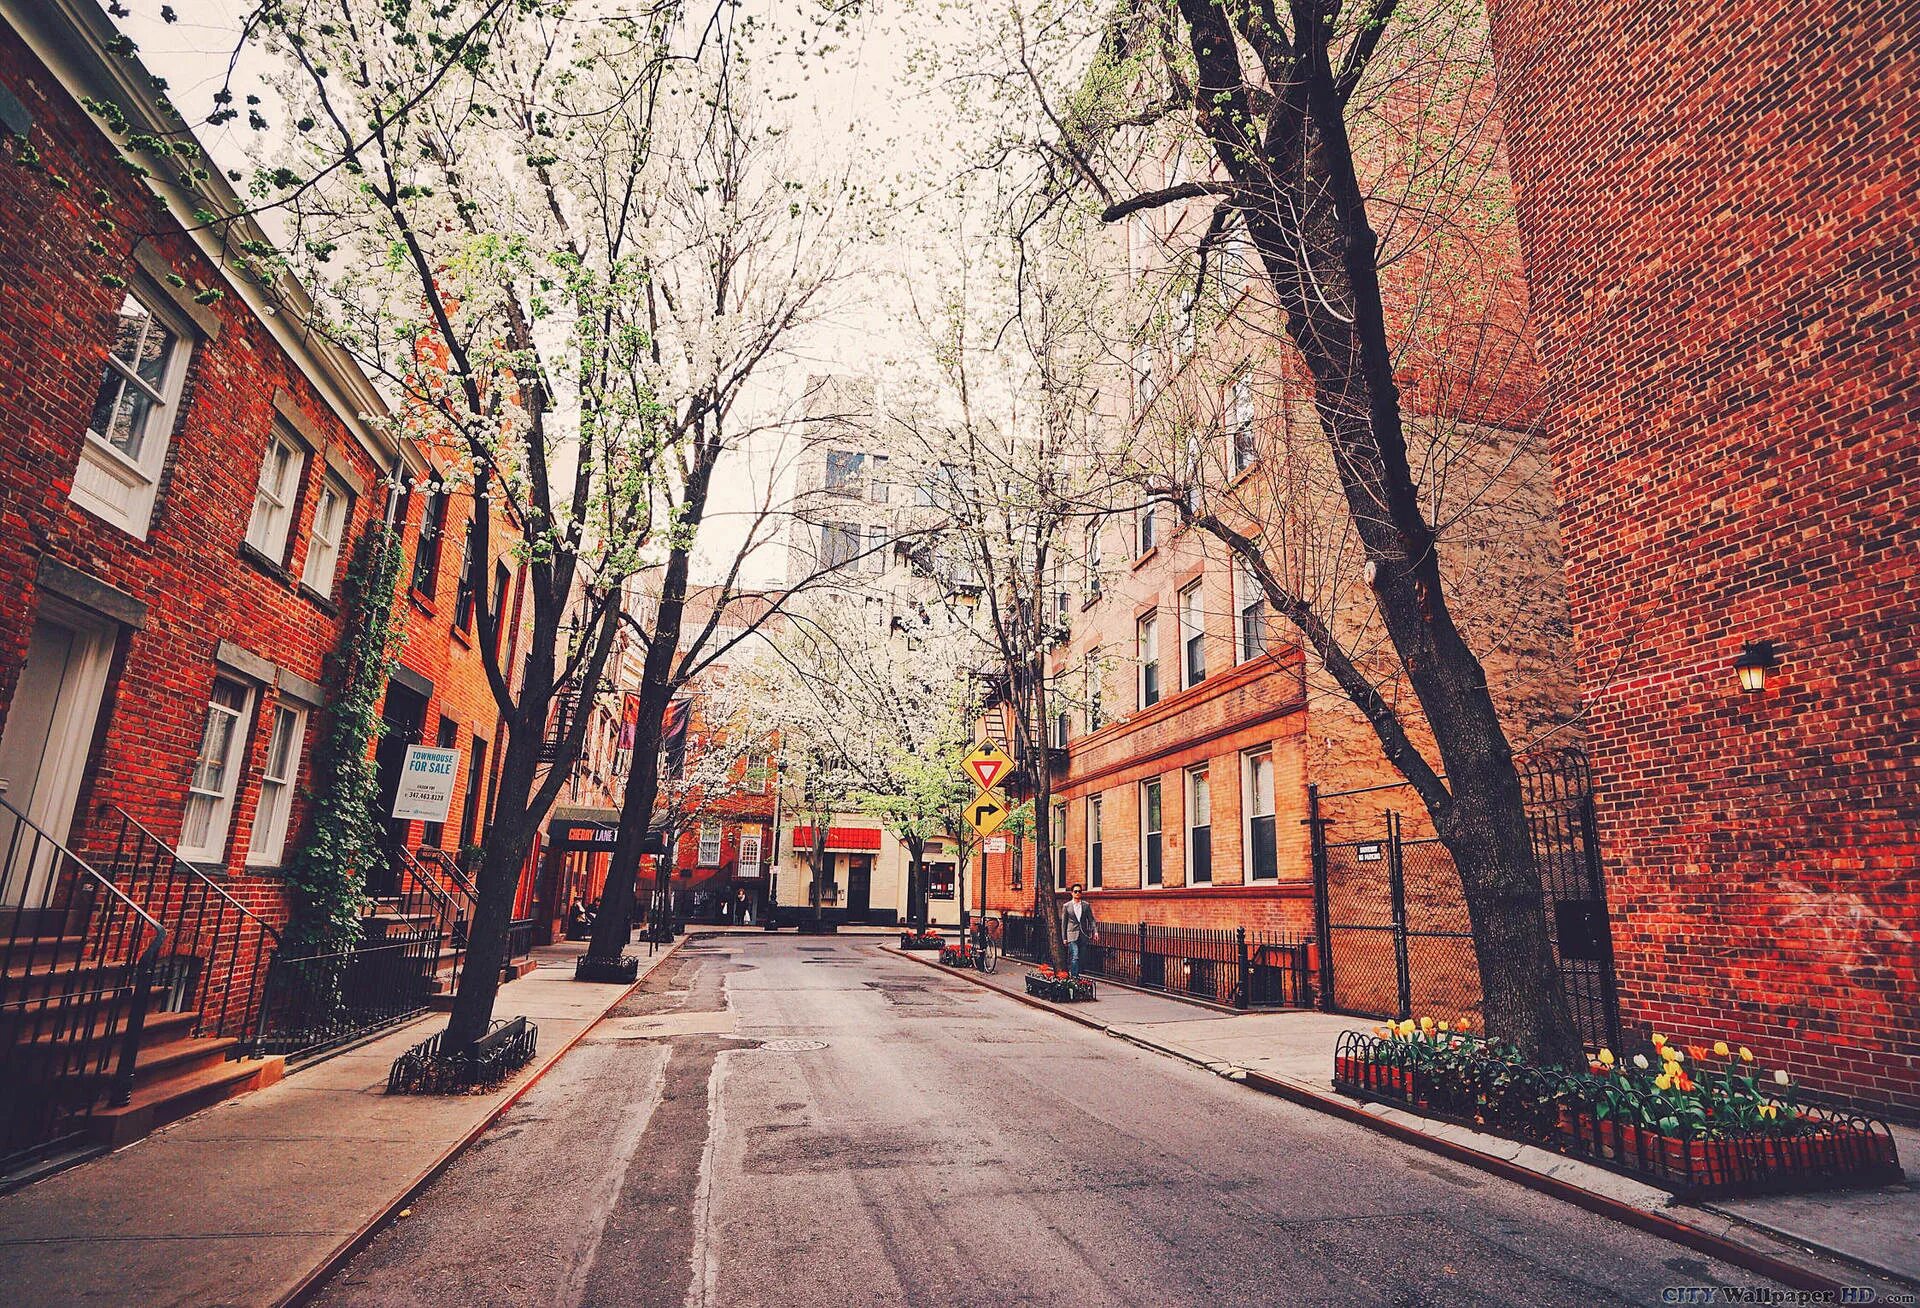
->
[1484,1,1920,1112]
[0,22,391,935]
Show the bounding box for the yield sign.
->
[964,791,1011,838]
[958,741,1014,794]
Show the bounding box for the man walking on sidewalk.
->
[1063,884,1098,981]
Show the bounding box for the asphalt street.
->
[311,936,1787,1307]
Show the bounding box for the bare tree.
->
[958,0,1581,1058]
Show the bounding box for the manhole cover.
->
[756,1039,828,1052]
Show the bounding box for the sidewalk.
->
[0,936,685,1308]
[887,946,1918,1292]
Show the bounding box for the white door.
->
[0,605,115,906]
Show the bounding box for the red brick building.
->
[0,4,403,911]
[1484,1,1920,1113]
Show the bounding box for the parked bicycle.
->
[969,914,1001,974]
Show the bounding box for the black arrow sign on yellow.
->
[966,793,1009,838]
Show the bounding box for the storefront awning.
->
[791,825,882,853]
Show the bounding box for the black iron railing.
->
[102,808,280,1048]
[254,935,441,1061]
[1,792,165,1175]
[389,845,464,992]
[1000,913,1313,1010]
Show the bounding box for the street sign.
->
[984,835,1009,854]
[958,741,1014,795]
[964,791,1010,838]
[391,745,460,822]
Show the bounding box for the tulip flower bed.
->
[899,927,944,950]
[1332,1021,1902,1198]
[1025,966,1096,1002]
[939,942,976,967]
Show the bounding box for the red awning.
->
[791,825,882,852]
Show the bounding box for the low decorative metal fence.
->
[254,935,440,1061]
[999,914,1313,1010]
[1332,1030,1903,1198]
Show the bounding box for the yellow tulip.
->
[1757,1103,1778,1120]
[1713,1041,1730,1057]
[1651,1032,1667,1048]
[1654,1073,1673,1092]
[1666,1047,1685,1064]
[1597,1049,1615,1067]
[1420,1016,1434,1032]
[1739,1047,1754,1063]
[1438,1020,1450,1032]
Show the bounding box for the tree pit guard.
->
[574,954,640,984]
[387,1017,538,1095]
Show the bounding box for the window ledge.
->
[1130,546,1159,571]
[238,541,293,585]
[299,584,340,618]
[409,588,438,616]
[449,622,474,648]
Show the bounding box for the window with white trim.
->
[824,449,864,493]
[867,454,890,503]
[1137,612,1160,709]
[1187,767,1211,885]
[1052,800,1068,889]
[181,676,255,863]
[1179,580,1207,688]
[248,703,307,866]
[1235,559,1268,662]
[1136,504,1156,556]
[698,823,722,866]
[1244,749,1277,881]
[1087,794,1103,889]
[302,473,352,595]
[1228,375,1257,475]
[1084,518,1104,599]
[246,425,307,563]
[74,289,192,537]
[1140,778,1163,887]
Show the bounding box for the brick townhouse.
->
[1483,0,1920,1114]
[0,1,555,1170]
[977,111,1579,999]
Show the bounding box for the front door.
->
[0,604,115,908]
[369,681,429,896]
[844,854,872,923]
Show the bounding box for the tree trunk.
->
[905,836,925,929]
[444,729,541,1047]
[586,672,673,961]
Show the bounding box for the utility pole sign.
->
[964,791,1010,838]
[958,742,1014,794]
[957,741,1014,837]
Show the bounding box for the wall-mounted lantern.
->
[1735,641,1780,694]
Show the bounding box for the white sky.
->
[108,0,990,587]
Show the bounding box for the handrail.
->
[109,807,282,947]
[391,844,457,920]
[1,792,165,951]
[414,845,479,905]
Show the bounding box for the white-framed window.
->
[1184,432,1204,515]
[1244,749,1277,881]
[1085,651,1103,732]
[181,676,255,863]
[1228,374,1257,475]
[1179,580,1207,688]
[1140,777,1163,887]
[246,425,307,563]
[866,525,888,574]
[247,702,307,866]
[1051,710,1070,750]
[1235,559,1268,663]
[1087,794,1103,889]
[1084,518,1104,599]
[868,454,890,503]
[1136,504,1156,556]
[738,829,763,876]
[824,449,864,493]
[821,521,861,569]
[74,288,193,537]
[301,473,352,595]
[1138,612,1160,709]
[1187,767,1212,885]
[698,823,722,866]
[1052,800,1068,889]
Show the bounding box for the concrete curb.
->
[277,935,690,1308]
[882,945,1878,1297]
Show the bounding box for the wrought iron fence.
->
[254,935,440,1061]
[999,913,1312,1010]
[102,808,280,1046]
[1,793,165,1176]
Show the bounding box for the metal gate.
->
[1311,748,1620,1049]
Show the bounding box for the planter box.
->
[1331,1032,1902,1198]
[940,946,974,967]
[1026,973,1096,1002]
[899,933,944,951]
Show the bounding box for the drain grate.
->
[756,1038,828,1052]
